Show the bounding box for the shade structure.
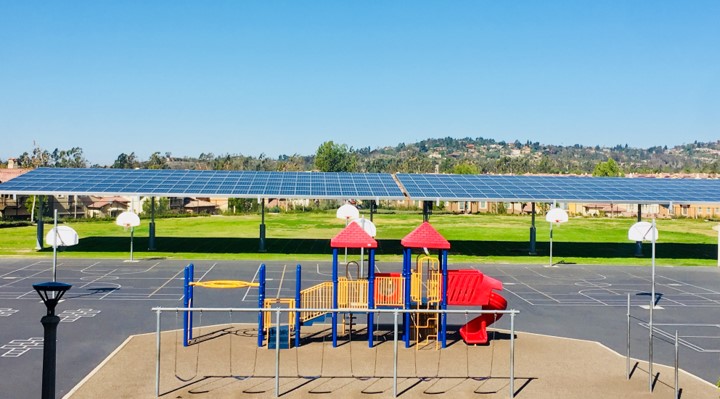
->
[330,222,377,249]
[401,221,450,249]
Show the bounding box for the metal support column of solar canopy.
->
[148,197,156,251]
[635,204,643,257]
[259,198,267,252]
[35,196,44,250]
[422,201,433,222]
[529,202,537,255]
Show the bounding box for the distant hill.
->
[352,138,720,175]
[163,138,720,175]
[8,138,719,175]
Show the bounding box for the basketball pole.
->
[130,225,135,262]
[549,222,554,267]
[715,223,720,267]
[52,209,58,282]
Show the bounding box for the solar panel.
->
[396,174,720,204]
[0,168,406,200]
[3,169,719,204]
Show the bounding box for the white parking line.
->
[242,264,262,302]
[0,260,46,278]
[148,268,184,298]
[196,263,217,282]
[276,265,287,299]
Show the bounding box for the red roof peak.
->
[330,222,378,249]
[401,222,450,250]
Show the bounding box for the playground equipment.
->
[255,222,379,349]
[255,221,507,351]
[182,263,263,347]
[400,222,507,348]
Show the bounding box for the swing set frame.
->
[154,306,519,398]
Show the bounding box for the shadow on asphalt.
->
[51,236,717,260]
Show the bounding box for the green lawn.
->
[1,211,718,266]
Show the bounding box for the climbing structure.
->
[330,222,377,347]
[400,221,507,348]
[400,221,451,348]
[257,220,506,350]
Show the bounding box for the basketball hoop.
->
[545,207,569,267]
[116,211,140,228]
[115,211,141,261]
[546,208,569,224]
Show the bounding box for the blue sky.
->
[1,1,718,165]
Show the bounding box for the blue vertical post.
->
[441,250,448,348]
[189,264,194,336]
[403,248,412,348]
[368,249,376,348]
[183,265,189,347]
[295,264,301,348]
[257,264,266,347]
[183,264,194,347]
[332,248,339,347]
[189,264,194,340]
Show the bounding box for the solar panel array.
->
[1,168,719,204]
[0,168,405,199]
[396,174,720,204]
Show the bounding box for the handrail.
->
[375,275,404,306]
[153,306,519,315]
[299,282,333,322]
[338,278,368,309]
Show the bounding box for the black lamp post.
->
[33,282,72,399]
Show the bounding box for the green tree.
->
[142,197,170,215]
[314,141,356,172]
[227,198,259,213]
[452,161,479,175]
[17,143,51,168]
[24,195,49,219]
[112,152,140,169]
[145,152,169,169]
[51,147,87,168]
[593,158,622,177]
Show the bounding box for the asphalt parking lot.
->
[1,258,718,398]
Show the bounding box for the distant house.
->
[0,164,32,219]
[567,203,662,218]
[184,198,218,214]
[661,203,720,219]
[569,203,627,217]
[87,196,130,218]
[445,201,488,214]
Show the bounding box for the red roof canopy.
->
[401,222,450,250]
[330,222,378,249]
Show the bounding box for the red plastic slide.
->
[446,269,507,344]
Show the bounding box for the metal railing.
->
[374,275,404,306]
[299,282,333,322]
[337,278,368,309]
[626,293,681,398]
[153,306,519,398]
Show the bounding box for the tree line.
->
[3,138,719,176]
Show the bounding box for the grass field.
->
[1,211,718,266]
